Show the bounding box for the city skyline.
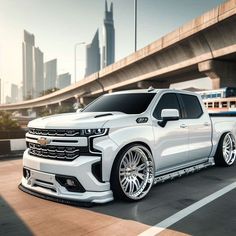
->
[85,30,101,77]
[57,73,71,89]
[102,0,115,68]
[0,0,225,102]
[44,59,57,91]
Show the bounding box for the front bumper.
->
[20,150,113,204]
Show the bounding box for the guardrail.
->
[0,130,27,156]
[0,130,26,139]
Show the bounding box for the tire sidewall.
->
[110,143,154,201]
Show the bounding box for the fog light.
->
[55,175,86,193]
[66,178,76,186]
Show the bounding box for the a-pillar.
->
[198,60,236,89]
[79,97,96,107]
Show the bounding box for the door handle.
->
[204,122,210,126]
[180,124,187,128]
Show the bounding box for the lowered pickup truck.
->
[20,88,236,204]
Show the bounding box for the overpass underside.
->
[98,16,236,93]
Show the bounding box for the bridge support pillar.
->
[198,60,236,89]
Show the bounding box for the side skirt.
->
[154,157,215,185]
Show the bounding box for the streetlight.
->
[74,42,85,83]
[134,0,137,52]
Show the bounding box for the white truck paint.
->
[20,89,236,203]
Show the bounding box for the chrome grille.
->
[28,143,79,161]
[28,128,82,137]
[27,128,107,161]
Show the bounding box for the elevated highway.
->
[1,0,236,112]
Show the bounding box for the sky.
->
[0,0,225,101]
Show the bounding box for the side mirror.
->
[76,109,82,113]
[158,109,179,127]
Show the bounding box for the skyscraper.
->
[22,30,35,100]
[85,30,101,77]
[57,73,71,89]
[44,59,57,91]
[33,47,44,97]
[22,30,44,100]
[11,83,18,103]
[102,0,115,68]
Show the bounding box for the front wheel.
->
[215,132,236,167]
[111,144,154,201]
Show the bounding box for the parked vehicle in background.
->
[20,88,236,204]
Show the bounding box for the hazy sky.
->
[0,0,225,99]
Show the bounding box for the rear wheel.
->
[215,132,236,167]
[111,144,154,201]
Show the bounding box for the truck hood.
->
[28,112,129,129]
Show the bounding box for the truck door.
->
[179,94,212,163]
[152,93,189,172]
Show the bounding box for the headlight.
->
[85,128,108,136]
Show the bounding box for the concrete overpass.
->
[1,0,236,112]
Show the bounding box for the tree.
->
[55,104,75,114]
[40,88,59,96]
[38,107,51,117]
[0,111,21,131]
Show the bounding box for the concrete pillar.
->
[198,60,236,89]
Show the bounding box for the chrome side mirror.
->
[158,109,179,127]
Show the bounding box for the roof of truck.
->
[107,88,199,96]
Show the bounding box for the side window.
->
[180,94,203,119]
[153,93,181,119]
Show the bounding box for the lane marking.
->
[138,182,236,236]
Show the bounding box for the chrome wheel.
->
[118,146,154,200]
[222,133,236,165]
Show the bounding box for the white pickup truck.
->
[20,88,236,204]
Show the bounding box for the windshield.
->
[82,93,156,114]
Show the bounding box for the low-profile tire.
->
[214,132,236,167]
[110,144,154,201]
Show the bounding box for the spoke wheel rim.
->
[119,146,154,200]
[223,133,236,165]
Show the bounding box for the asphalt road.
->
[1,156,236,235]
[92,164,236,235]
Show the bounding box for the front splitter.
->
[18,184,93,207]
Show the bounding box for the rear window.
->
[180,94,203,119]
[82,93,156,114]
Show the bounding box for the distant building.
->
[0,78,1,104]
[22,30,35,100]
[18,86,23,102]
[102,0,115,68]
[33,47,44,97]
[44,59,57,91]
[57,73,71,89]
[11,84,18,103]
[85,30,101,77]
[22,30,44,100]
[5,95,12,104]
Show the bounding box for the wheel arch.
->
[212,130,233,157]
[109,141,154,181]
[215,131,233,153]
[214,131,236,167]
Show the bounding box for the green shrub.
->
[0,111,21,131]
